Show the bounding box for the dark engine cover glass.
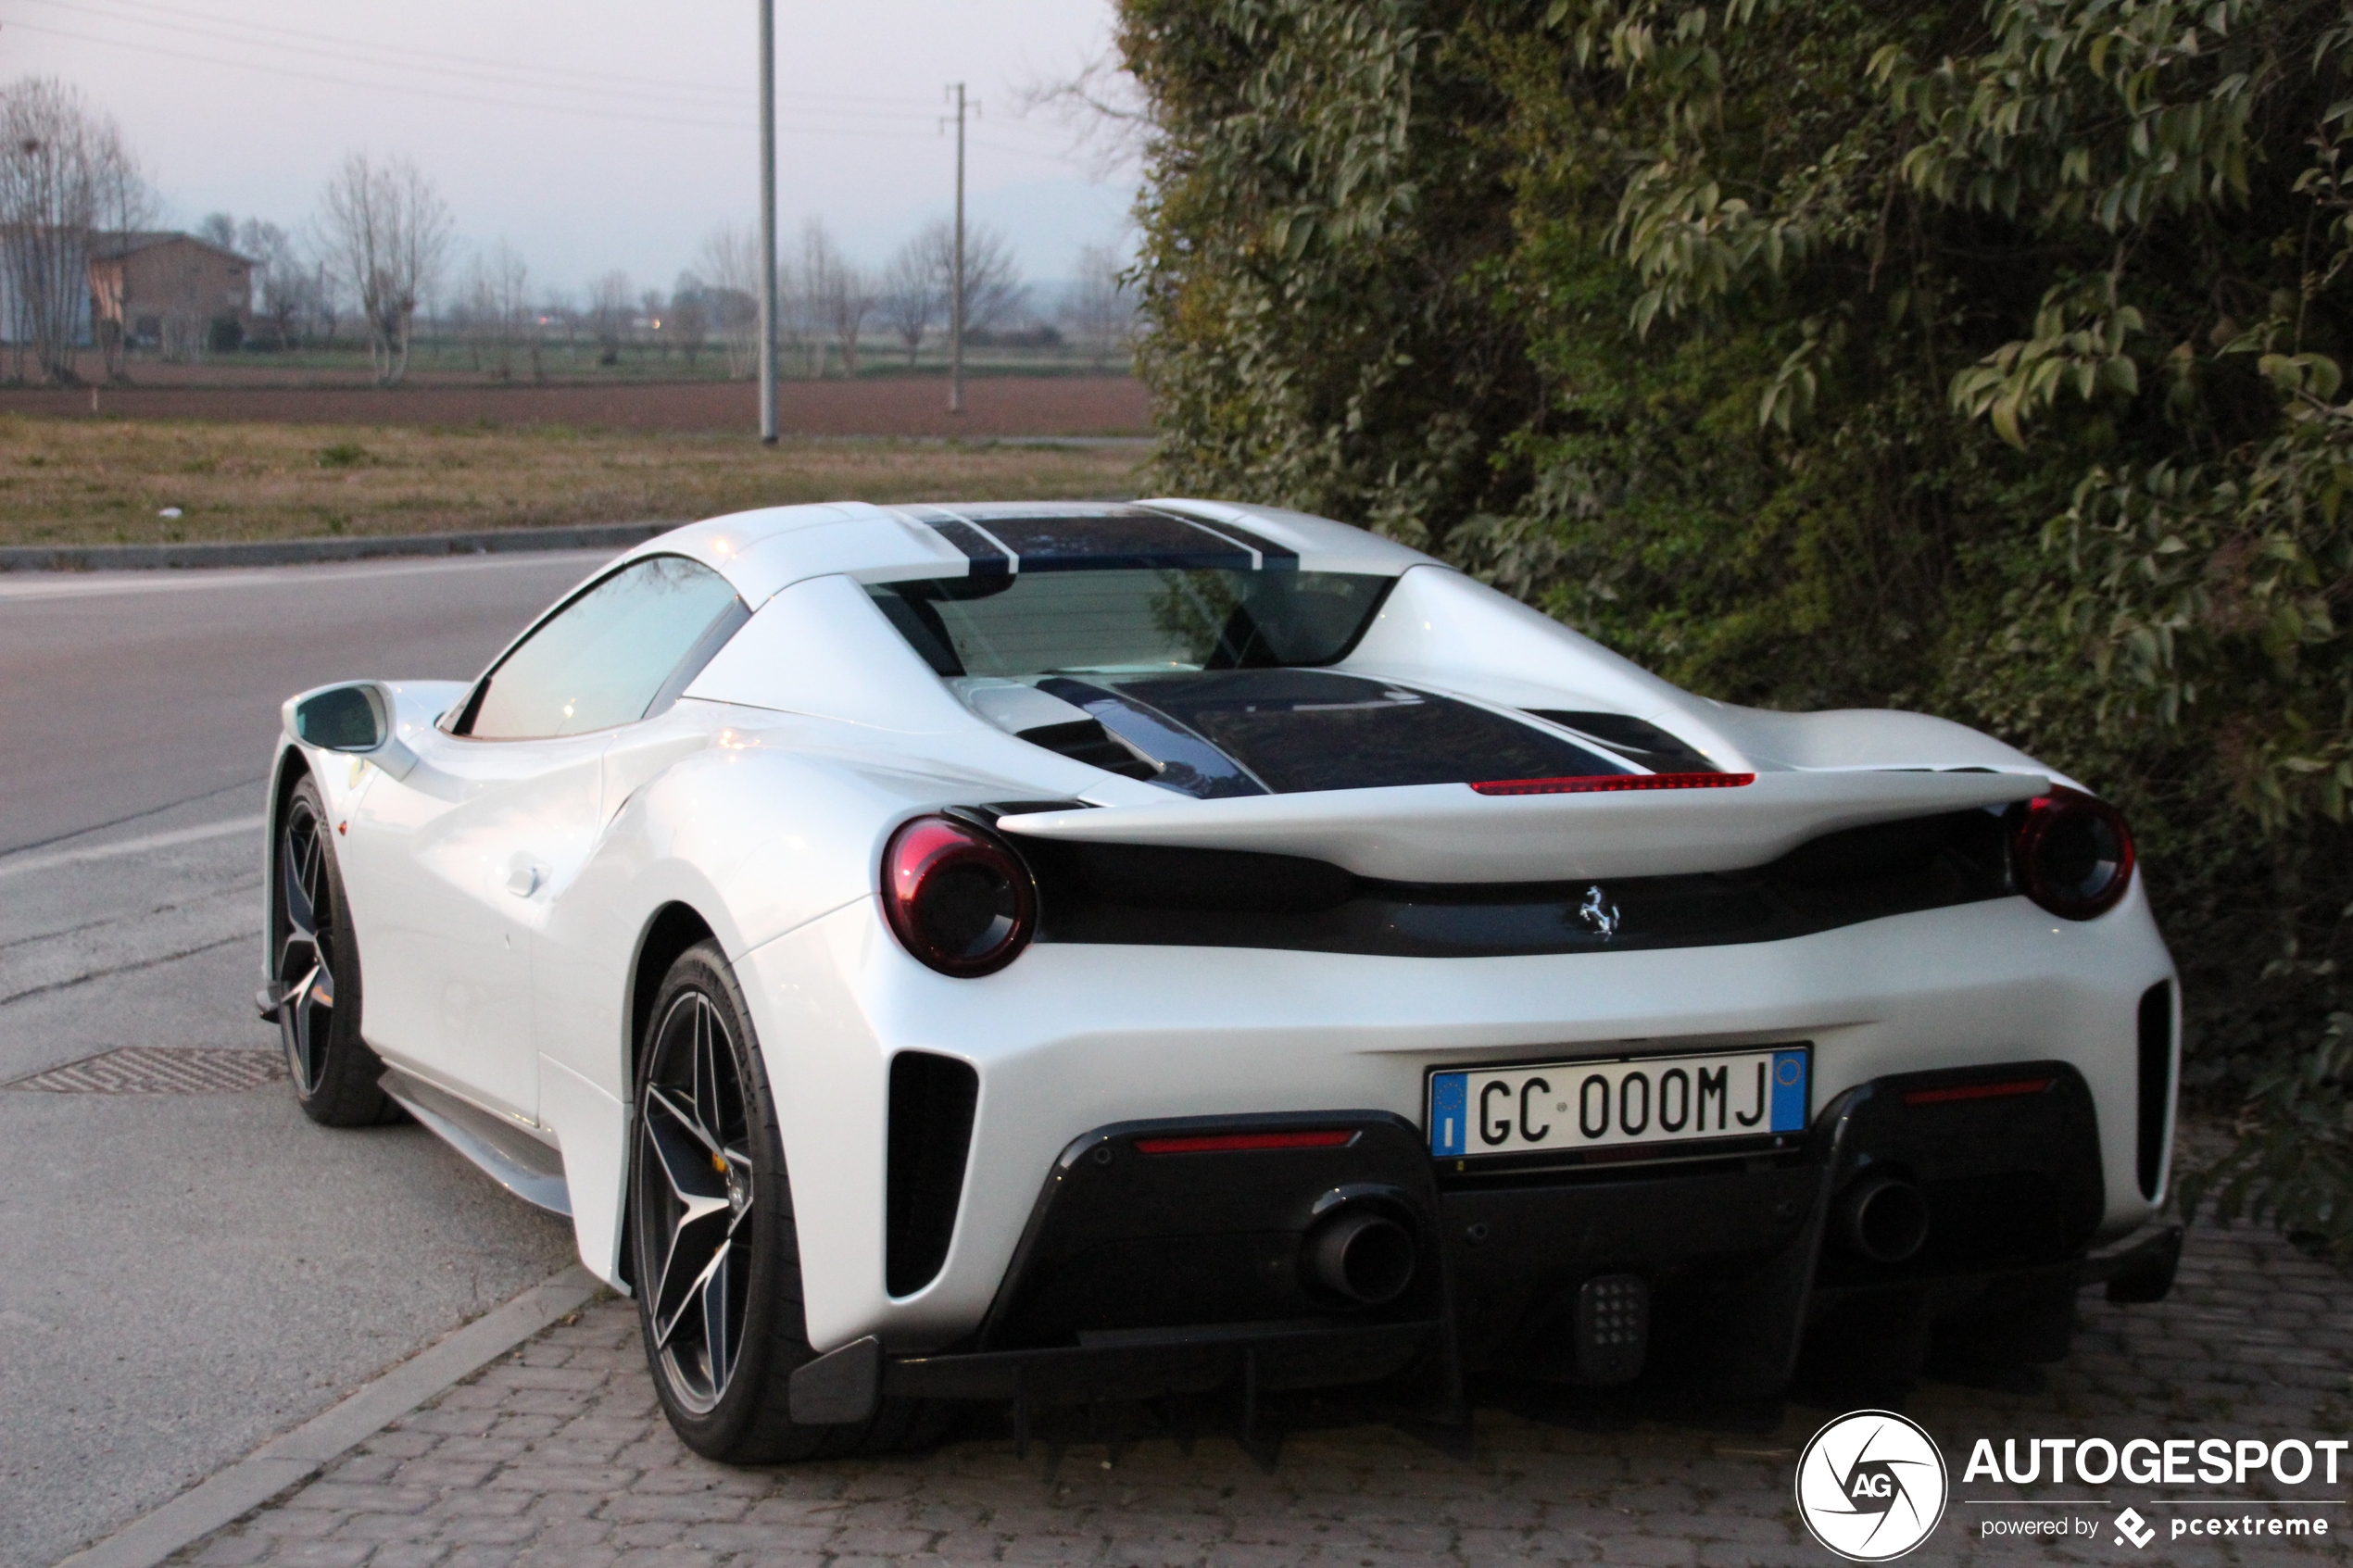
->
[1041,670,1629,797]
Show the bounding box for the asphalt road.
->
[0,552,617,856]
[0,554,614,1568]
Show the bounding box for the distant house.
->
[87,232,255,357]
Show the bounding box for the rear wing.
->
[996,770,2047,884]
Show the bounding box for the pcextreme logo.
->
[1795,1411,1950,1562]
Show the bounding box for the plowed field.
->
[0,373,1151,438]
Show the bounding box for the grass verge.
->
[0,417,1151,546]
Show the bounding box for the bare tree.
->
[459,241,531,380]
[695,223,760,380]
[668,270,710,370]
[587,270,633,365]
[0,77,149,383]
[917,218,1026,340]
[87,122,156,379]
[310,261,343,350]
[318,151,453,387]
[775,249,812,378]
[239,219,339,352]
[196,211,236,250]
[794,220,842,377]
[1014,46,1150,182]
[538,288,579,366]
[878,235,938,368]
[830,260,876,376]
[235,219,308,349]
[640,288,668,359]
[1062,243,1135,371]
[499,247,536,380]
[448,274,480,370]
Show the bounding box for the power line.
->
[22,0,938,110]
[967,137,1101,165]
[12,0,943,122]
[17,0,757,108]
[3,19,1003,143]
[2,20,748,130]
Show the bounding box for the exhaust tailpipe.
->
[1303,1208,1416,1305]
[1839,1172,1930,1263]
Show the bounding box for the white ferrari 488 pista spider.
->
[261,499,2183,1461]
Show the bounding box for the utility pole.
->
[945,82,970,415]
[757,0,778,444]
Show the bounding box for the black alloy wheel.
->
[635,984,757,1414]
[272,775,393,1126]
[628,939,948,1462]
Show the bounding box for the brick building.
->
[87,232,254,357]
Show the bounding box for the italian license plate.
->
[1428,1047,1810,1160]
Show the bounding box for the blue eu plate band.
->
[1430,1073,1469,1158]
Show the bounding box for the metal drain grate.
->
[7,1047,284,1095]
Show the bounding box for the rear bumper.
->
[746,889,2178,1352]
[788,1062,2183,1424]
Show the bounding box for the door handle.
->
[505,855,547,897]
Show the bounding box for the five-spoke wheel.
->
[271,775,392,1125]
[277,791,339,1096]
[635,988,757,1412]
[629,939,948,1461]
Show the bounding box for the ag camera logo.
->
[1795,1411,1949,1561]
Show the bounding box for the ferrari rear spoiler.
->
[995,770,2048,884]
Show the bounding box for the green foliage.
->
[1124,0,2353,1250]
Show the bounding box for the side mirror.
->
[285,682,422,780]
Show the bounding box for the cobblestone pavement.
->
[168,1216,2351,1568]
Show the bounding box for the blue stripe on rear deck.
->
[921,516,1013,576]
[1184,518,1300,569]
[979,513,1256,572]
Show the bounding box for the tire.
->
[272,774,396,1126]
[629,939,948,1462]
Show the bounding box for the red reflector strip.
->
[1902,1077,2054,1108]
[1468,772,1756,797]
[1133,1129,1358,1155]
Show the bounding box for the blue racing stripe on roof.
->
[1130,504,1302,570]
[905,507,1315,573]
[918,515,1013,576]
[978,512,1258,572]
[1188,518,1300,568]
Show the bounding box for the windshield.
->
[867,569,1392,679]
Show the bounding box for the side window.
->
[461,556,746,740]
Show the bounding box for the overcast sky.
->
[1,0,1140,297]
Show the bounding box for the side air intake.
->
[2136,982,2174,1201]
[886,1051,980,1297]
[1015,719,1159,781]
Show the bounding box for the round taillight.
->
[881,815,1037,976]
[2011,786,2136,920]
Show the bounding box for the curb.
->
[0,521,674,573]
[52,1265,604,1568]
